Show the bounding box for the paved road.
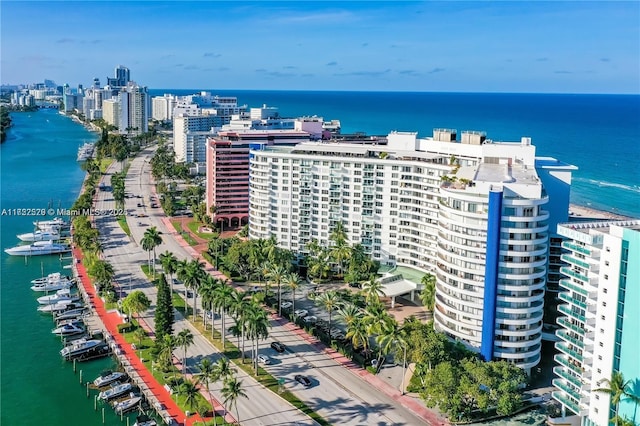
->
[95,150,317,426]
[98,146,431,425]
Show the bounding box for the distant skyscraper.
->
[106,65,130,89]
[117,82,149,135]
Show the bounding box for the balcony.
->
[552,378,582,402]
[554,354,582,376]
[559,292,587,310]
[561,254,590,269]
[558,279,589,297]
[557,317,586,336]
[557,342,583,362]
[560,267,592,285]
[553,366,583,388]
[552,391,580,416]
[562,241,591,256]
[558,304,585,323]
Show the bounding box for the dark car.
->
[270,341,286,353]
[295,375,311,387]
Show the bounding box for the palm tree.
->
[141,233,155,274]
[143,227,163,275]
[199,275,218,331]
[376,318,408,391]
[89,259,114,291]
[213,284,235,348]
[315,290,341,338]
[180,259,206,318]
[363,299,392,336]
[228,291,250,361]
[595,371,640,426]
[196,358,220,426]
[346,316,370,354]
[215,357,236,381]
[121,290,151,322]
[362,275,385,304]
[285,272,302,315]
[156,334,176,371]
[420,273,436,312]
[338,303,363,327]
[221,376,248,424]
[159,251,178,292]
[267,264,287,316]
[245,305,270,375]
[179,379,201,421]
[175,329,194,374]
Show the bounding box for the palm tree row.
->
[141,226,163,276]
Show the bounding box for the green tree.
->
[154,334,176,371]
[595,371,640,426]
[121,290,151,321]
[176,329,194,374]
[179,379,201,419]
[420,273,436,312]
[221,376,248,424]
[212,284,235,348]
[196,358,220,426]
[267,263,287,316]
[315,290,341,339]
[285,272,302,315]
[159,250,178,292]
[362,275,385,304]
[142,226,163,275]
[154,274,174,339]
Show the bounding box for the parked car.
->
[280,301,293,309]
[302,315,317,324]
[295,375,311,387]
[293,309,308,318]
[348,282,362,288]
[270,341,286,353]
[257,354,271,365]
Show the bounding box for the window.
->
[604,274,609,280]
[603,288,608,294]
[601,315,606,320]
[602,302,607,307]
[599,342,603,347]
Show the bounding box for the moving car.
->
[257,354,271,365]
[293,309,308,318]
[302,315,317,324]
[295,375,311,387]
[280,301,293,309]
[270,341,286,353]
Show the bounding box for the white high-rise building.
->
[102,98,120,128]
[152,94,177,121]
[118,82,149,135]
[173,114,221,165]
[249,129,575,373]
[551,220,640,426]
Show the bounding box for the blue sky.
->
[1,1,638,94]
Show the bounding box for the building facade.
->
[152,94,177,122]
[248,129,575,372]
[118,82,149,135]
[173,114,221,164]
[552,220,640,426]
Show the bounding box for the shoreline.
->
[568,204,633,221]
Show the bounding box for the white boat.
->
[60,339,103,358]
[94,371,127,388]
[54,308,88,321]
[31,272,70,285]
[37,288,78,305]
[37,300,77,312]
[98,382,133,401]
[52,322,85,336]
[17,229,61,242]
[30,280,74,293]
[133,415,157,426]
[77,142,95,161]
[4,240,71,256]
[33,218,68,230]
[113,393,142,414]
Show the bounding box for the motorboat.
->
[113,393,142,414]
[37,300,77,313]
[77,142,95,161]
[33,218,68,230]
[94,371,127,388]
[54,307,88,321]
[98,382,133,401]
[30,279,74,293]
[133,415,157,426]
[31,272,71,285]
[60,339,103,358]
[52,322,85,336]
[37,288,78,305]
[17,229,61,242]
[56,318,85,328]
[4,240,71,256]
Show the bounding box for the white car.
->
[280,301,293,309]
[302,315,317,324]
[257,354,271,365]
[294,309,308,318]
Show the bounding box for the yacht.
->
[77,142,95,161]
[52,322,85,336]
[30,279,74,293]
[113,394,142,414]
[4,240,71,256]
[98,382,133,401]
[94,371,127,388]
[33,218,68,230]
[31,272,70,285]
[17,229,61,242]
[37,300,78,313]
[133,415,157,426]
[60,339,103,358]
[37,288,78,305]
[54,307,88,321]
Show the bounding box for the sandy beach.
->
[569,204,634,221]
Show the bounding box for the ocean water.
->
[152,90,640,217]
[0,109,138,425]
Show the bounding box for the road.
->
[96,146,431,425]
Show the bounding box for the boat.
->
[37,300,77,313]
[98,382,133,401]
[54,307,88,321]
[4,240,71,256]
[52,322,85,336]
[56,318,85,328]
[30,279,74,293]
[31,272,71,285]
[33,218,68,230]
[37,288,78,305]
[113,393,142,414]
[133,415,158,426]
[60,339,103,358]
[77,142,95,161]
[17,229,61,242]
[94,371,127,388]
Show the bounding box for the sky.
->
[1,1,639,94]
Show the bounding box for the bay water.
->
[1,92,638,424]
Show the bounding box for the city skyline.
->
[1,1,639,94]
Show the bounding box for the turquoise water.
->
[0,109,138,425]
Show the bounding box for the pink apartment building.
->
[205,129,311,228]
